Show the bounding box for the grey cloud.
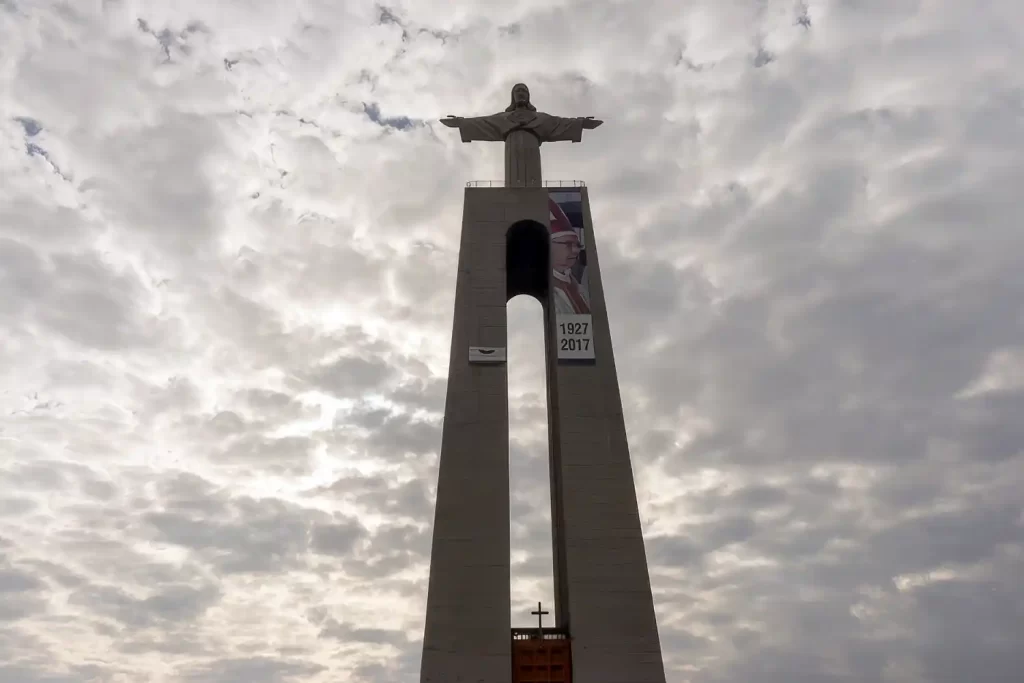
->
[752,45,775,68]
[358,478,432,521]
[79,478,117,500]
[0,497,36,516]
[8,460,121,503]
[0,666,81,683]
[142,473,345,573]
[957,391,1024,462]
[309,607,410,647]
[0,565,46,621]
[130,375,201,421]
[389,377,447,414]
[173,402,310,470]
[135,18,208,63]
[193,286,287,353]
[324,404,442,476]
[220,434,318,470]
[207,410,247,436]
[237,388,315,424]
[342,405,395,430]
[0,594,45,621]
[679,478,837,521]
[2,461,70,491]
[343,523,430,579]
[0,241,171,350]
[647,535,703,570]
[119,633,214,657]
[644,242,1024,474]
[659,625,712,658]
[510,551,552,580]
[369,523,431,558]
[181,657,325,683]
[146,503,310,574]
[46,523,213,592]
[19,559,86,589]
[69,582,220,627]
[712,483,788,511]
[155,471,224,515]
[352,648,422,683]
[695,515,758,550]
[820,504,1024,586]
[310,519,367,556]
[363,414,441,460]
[305,356,396,397]
[0,238,48,317]
[319,619,409,646]
[314,470,433,524]
[14,116,42,136]
[0,198,102,251]
[85,113,225,260]
[913,578,1023,683]
[795,2,811,29]
[24,140,67,180]
[0,567,44,593]
[363,102,417,131]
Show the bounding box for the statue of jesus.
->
[440,83,603,187]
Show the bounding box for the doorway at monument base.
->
[511,629,572,683]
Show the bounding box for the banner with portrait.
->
[548,191,595,360]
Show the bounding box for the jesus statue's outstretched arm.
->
[533,115,603,143]
[441,115,506,143]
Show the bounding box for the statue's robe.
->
[453,110,586,187]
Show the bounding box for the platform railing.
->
[511,627,570,640]
[466,180,586,188]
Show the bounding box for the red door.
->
[511,635,572,683]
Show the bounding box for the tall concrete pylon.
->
[421,84,666,683]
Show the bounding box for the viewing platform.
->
[512,626,571,640]
[466,179,587,188]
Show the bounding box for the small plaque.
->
[469,347,506,364]
[556,314,595,360]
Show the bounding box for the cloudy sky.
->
[2,0,1023,681]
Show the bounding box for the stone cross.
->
[440,82,603,188]
[531,601,549,637]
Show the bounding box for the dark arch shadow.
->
[506,220,549,302]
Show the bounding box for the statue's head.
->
[506,83,536,112]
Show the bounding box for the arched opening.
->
[506,220,549,301]
[507,294,555,629]
[505,219,555,628]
